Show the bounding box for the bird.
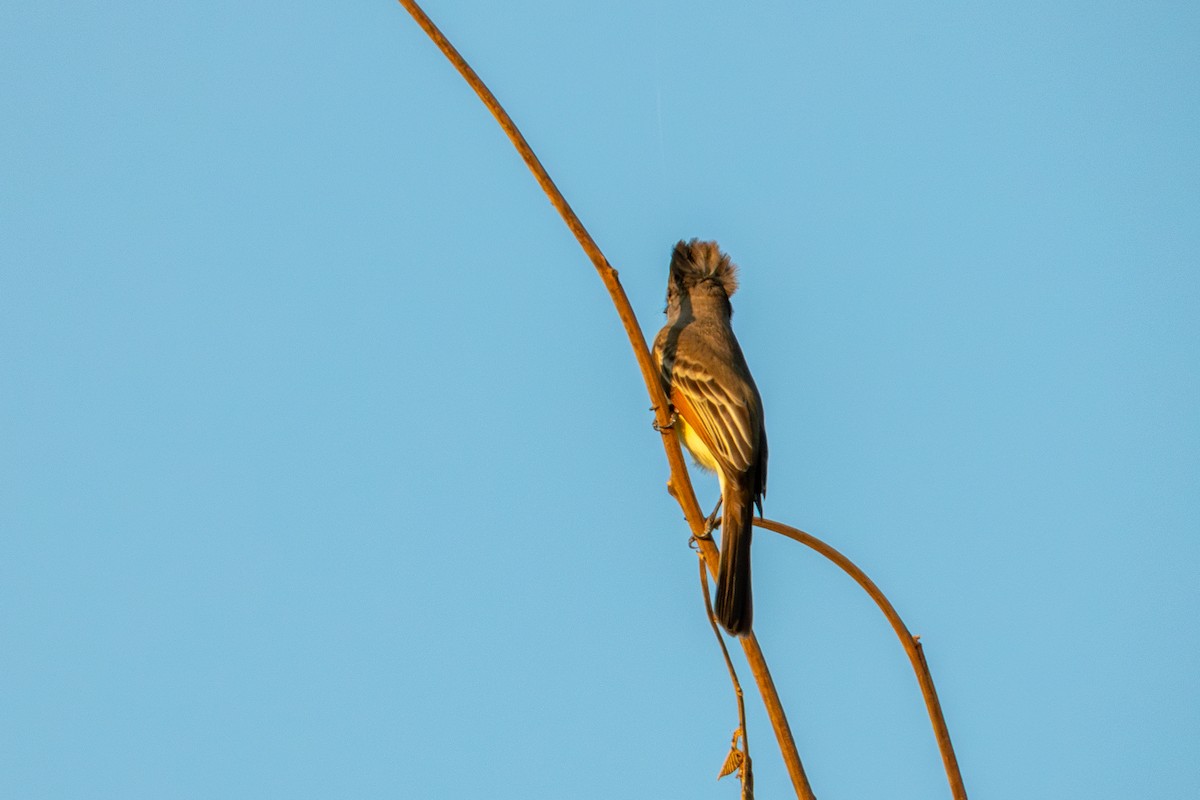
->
[653,239,768,636]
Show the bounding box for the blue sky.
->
[3,2,1197,797]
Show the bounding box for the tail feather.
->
[715,485,754,636]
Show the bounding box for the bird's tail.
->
[715,483,754,636]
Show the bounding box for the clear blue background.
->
[3,2,1197,797]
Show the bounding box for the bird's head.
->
[665,239,738,321]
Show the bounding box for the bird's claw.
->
[652,410,678,433]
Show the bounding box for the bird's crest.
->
[669,239,739,297]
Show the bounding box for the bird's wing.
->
[668,349,759,476]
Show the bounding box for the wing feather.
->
[669,351,760,475]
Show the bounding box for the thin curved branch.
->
[395,0,664,428]
[755,517,968,800]
[395,2,814,797]
[697,550,753,797]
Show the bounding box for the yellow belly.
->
[678,416,720,473]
